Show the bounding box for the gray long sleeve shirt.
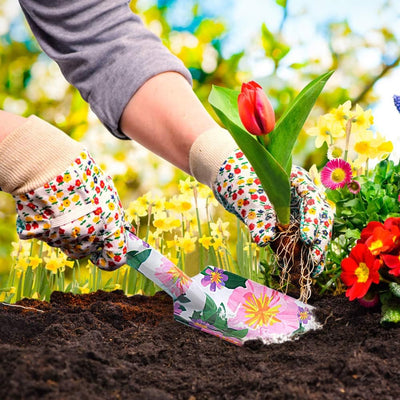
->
[18,0,192,139]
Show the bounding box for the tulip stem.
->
[256,136,265,148]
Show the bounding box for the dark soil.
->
[0,290,399,400]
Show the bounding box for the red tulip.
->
[238,81,275,136]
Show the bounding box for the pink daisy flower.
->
[321,159,352,190]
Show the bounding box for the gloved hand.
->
[0,116,130,270]
[189,127,334,274]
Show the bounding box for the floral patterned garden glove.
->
[189,127,334,274]
[0,116,130,270]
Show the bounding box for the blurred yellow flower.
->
[179,177,196,194]
[244,242,258,252]
[210,219,230,239]
[197,183,213,200]
[307,114,345,148]
[15,257,29,272]
[44,255,64,274]
[354,133,393,162]
[177,232,197,253]
[329,100,351,123]
[308,165,322,188]
[153,212,181,232]
[199,235,213,250]
[351,104,373,133]
[28,255,42,270]
[210,237,224,250]
[10,241,31,258]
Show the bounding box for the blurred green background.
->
[1,0,400,285]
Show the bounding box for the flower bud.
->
[238,81,275,136]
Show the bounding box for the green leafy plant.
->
[318,159,400,323]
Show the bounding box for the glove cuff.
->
[188,127,237,188]
[0,115,84,195]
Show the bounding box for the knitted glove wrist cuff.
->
[188,127,237,188]
[0,115,84,195]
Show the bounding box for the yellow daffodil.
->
[307,114,345,148]
[44,255,64,274]
[15,257,29,272]
[210,237,224,250]
[153,212,181,232]
[210,219,230,239]
[179,177,197,194]
[28,255,42,270]
[79,286,90,294]
[351,104,373,133]
[10,241,31,258]
[199,235,213,250]
[329,100,352,123]
[177,232,197,254]
[308,165,322,188]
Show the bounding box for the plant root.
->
[269,221,313,303]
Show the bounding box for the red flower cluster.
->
[341,217,400,301]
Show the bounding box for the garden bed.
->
[0,290,399,400]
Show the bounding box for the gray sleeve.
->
[18,0,193,139]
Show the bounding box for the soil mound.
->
[0,290,399,399]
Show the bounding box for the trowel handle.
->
[126,232,193,299]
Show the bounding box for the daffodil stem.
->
[193,186,204,269]
[344,118,353,163]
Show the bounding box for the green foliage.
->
[380,291,400,325]
[329,160,400,239]
[268,70,334,170]
[261,23,290,68]
[317,159,400,294]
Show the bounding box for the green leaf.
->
[268,70,334,170]
[380,291,400,325]
[389,282,400,298]
[222,327,249,340]
[127,249,152,271]
[223,270,248,290]
[261,24,290,63]
[209,86,291,225]
[175,294,191,303]
[202,294,218,321]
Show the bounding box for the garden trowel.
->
[126,232,320,346]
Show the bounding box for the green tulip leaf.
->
[268,70,334,170]
[209,85,291,225]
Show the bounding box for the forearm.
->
[120,72,218,173]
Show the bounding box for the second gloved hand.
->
[189,127,334,274]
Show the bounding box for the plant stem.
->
[344,118,353,162]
